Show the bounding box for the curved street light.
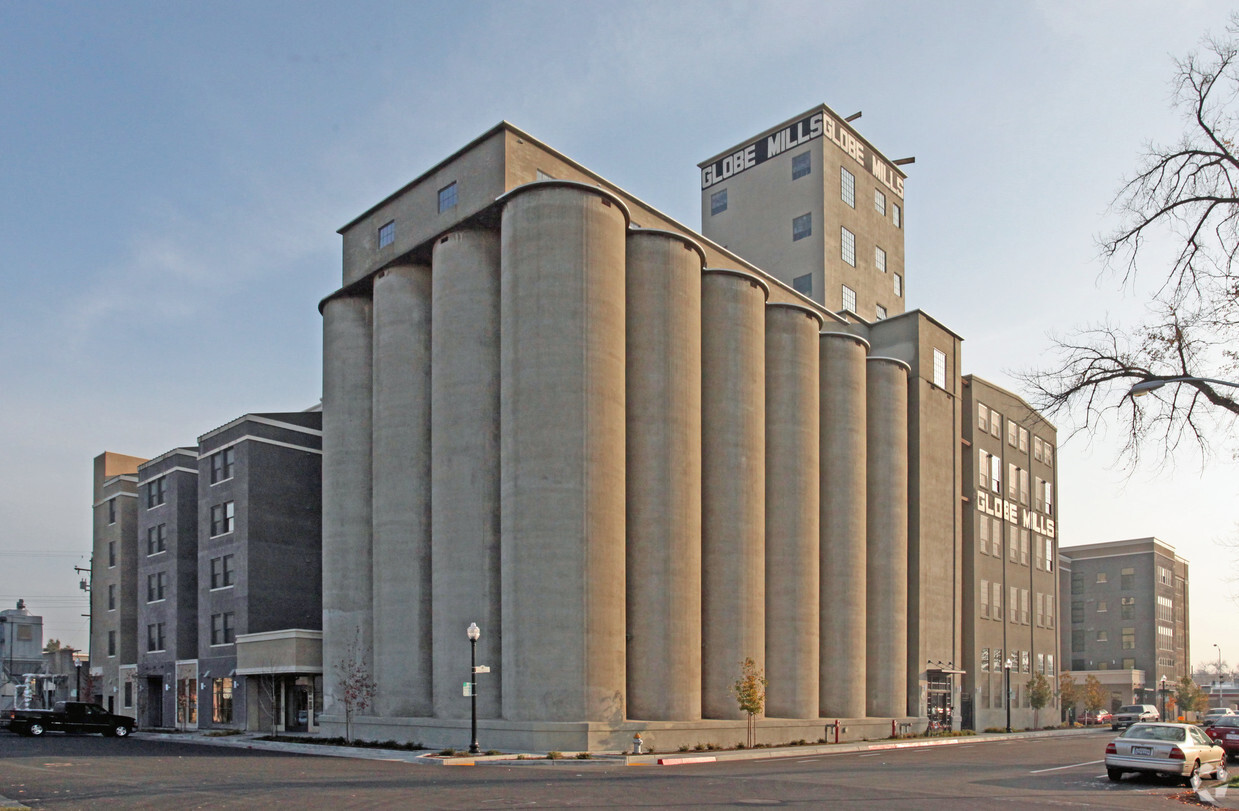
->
[1129,376,1239,397]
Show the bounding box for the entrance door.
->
[286,686,310,732]
[146,677,164,728]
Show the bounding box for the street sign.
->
[463,682,474,696]
[473,665,490,674]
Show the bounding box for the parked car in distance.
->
[1106,722,1227,784]
[1111,704,1159,730]
[1082,710,1112,725]
[7,701,136,738]
[1205,715,1239,758]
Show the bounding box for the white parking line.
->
[1029,759,1104,773]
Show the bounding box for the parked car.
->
[1202,708,1237,723]
[7,701,135,738]
[1111,704,1159,730]
[1106,722,1227,784]
[1082,710,1112,725]
[1205,715,1239,759]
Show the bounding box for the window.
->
[108,584,116,611]
[438,181,458,212]
[710,188,728,215]
[107,499,117,525]
[1120,567,1135,590]
[124,681,133,708]
[378,220,395,248]
[1044,481,1053,512]
[146,477,167,509]
[993,582,1002,620]
[840,166,855,207]
[1009,525,1018,562]
[1020,529,1029,565]
[992,517,1002,557]
[1043,444,1053,466]
[1071,600,1083,623]
[1007,421,1018,447]
[1037,652,1044,674]
[875,304,887,320]
[792,152,811,180]
[1019,469,1029,505]
[1008,463,1017,500]
[990,455,1001,494]
[875,245,886,273]
[1072,630,1084,651]
[989,411,1001,439]
[1009,586,1018,623]
[1096,572,1108,584]
[792,212,812,241]
[147,622,165,652]
[841,285,857,313]
[792,273,813,296]
[210,447,235,484]
[1096,630,1108,643]
[1072,573,1084,595]
[1020,589,1029,624]
[210,554,235,589]
[536,169,554,181]
[981,647,990,672]
[211,612,236,646]
[1121,596,1135,620]
[932,348,946,388]
[1033,436,1043,462]
[1045,537,1053,571]
[213,678,234,723]
[875,189,886,215]
[978,403,990,434]
[1021,650,1030,673]
[893,203,902,228]
[1122,627,1136,650]
[978,513,989,554]
[980,579,990,616]
[146,571,167,602]
[147,524,167,555]
[893,273,902,297]
[1123,658,1136,670]
[108,541,116,567]
[210,501,235,537]
[108,630,116,657]
[1045,597,1054,628]
[1097,600,1107,613]
[1046,654,1054,676]
[841,227,855,265]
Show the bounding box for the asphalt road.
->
[0,728,1227,809]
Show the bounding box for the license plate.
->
[1132,745,1152,756]
[1228,733,1239,740]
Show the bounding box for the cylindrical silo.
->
[498,181,629,723]
[371,263,433,718]
[431,228,503,721]
[701,268,768,720]
[625,229,705,721]
[819,331,870,719]
[321,293,374,720]
[865,356,909,719]
[764,303,822,720]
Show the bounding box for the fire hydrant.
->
[632,732,643,754]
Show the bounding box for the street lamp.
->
[75,658,82,701]
[467,622,480,754]
[1159,675,1167,721]
[1129,376,1239,397]
[1215,644,1224,705]
[1004,657,1014,733]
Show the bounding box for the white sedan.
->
[1105,722,1228,784]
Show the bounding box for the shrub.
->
[677,744,690,752]
[575,752,593,759]
[546,751,563,760]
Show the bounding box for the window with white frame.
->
[210,554,235,589]
[978,513,989,554]
[841,227,855,265]
[147,622,165,652]
[146,476,167,509]
[840,166,855,207]
[792,152,811,180]
[792,212,812,241]
[210,501,235,537]
[893,273,902,297]
[978,449,990,489]
[107,499,116,525]
[875,245,886,273]
[378,220,395,248]
[893,203,902,228]
[211,612,236,645]
[146,571,167,602]
[874,188,886,215]
[841,285,857,312]
[989,410,1002,438]
[1018,426,1028,452]
[978,403,990,434]
[875,304,887,320]
[932,348,946,388]
[210,447,235,484]
[147,523,167,555]
[980,579,990,616]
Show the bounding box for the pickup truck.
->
[8,701,136,738]
[1110,704,1159,730]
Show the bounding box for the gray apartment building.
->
[133,448,198,729]
[1059,538,1190,708]
[316,109,1050,751]
[961,376,1060,731]
[90,450,147,715]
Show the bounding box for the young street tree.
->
[732,657,767,749]
[1084,674,1108,717]
[1027,673,1054,729]
[335,631,377,743]
[1058,672,1079,723]
[1020,18,1239,468]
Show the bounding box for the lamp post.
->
[1129,376,1239,397]
[1159,675,1167,721]
[75,658,82,700]
[1215,643,1224,707]
[467,622,480,754]
[1004,657,1013,733]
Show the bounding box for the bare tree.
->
[1020,17,1239,468]
[335,630,376,743]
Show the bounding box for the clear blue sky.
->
[2,0,1235,672]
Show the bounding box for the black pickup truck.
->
[8,701,136,737]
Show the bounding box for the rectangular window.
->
[1045,596,1054,628]
[978,449,990,489]
[981,647,990,672]
[1020,529,1029,565]
[874,189,886,215]
[1043,444,1053,466]
[147,622,165,652]
[1071,630,1084,651]
[1033,436,1043,462]
[107,499,117,525]
[146,571,167,602]
[1019,468,1029,506]
[146,477,167,509]
[1018,427,1028,452]
[792,212,812,241]
[1096,630,1108,643]
[893,203,902,228]
[841,285,857,313]
[124,681,133,708]
[991,455,1001,494]
[147,524,167,555]
[1007,421,1018,447]
[378,220,395,248]
[978,403,989,434]
[437,181,458,213]
[1121,596,1135,620]
[1008,463,1017,500]
[213,678,234,723]
[875,304,887,321]
[1096,572,1107,584]
[978,512,989,554]
[792,152,811,180]
[710,188,728,215]
[792,272,813,296]
[993,582,1002,620]
[840,166,855,207]
[893,273,902,297]
[108,541,116,567]
[980,579,990,617]
[1020,588,1029,624]
[1009,586,1018,623]
[1021,650,1031,673]
[1123,657,1135,670]
[989,411,1001,439]
[1120,567,1135,590]
[210,447,235,484]
[932,348,946,388]
[1122,627,1136,650]
[874,245,886,273]
[108,584,116,611]
[211,612,236,646]
[210,501,235,537]
[1046,654,1054,676]
[210,554,235,589]
[1071,600,1083,623]
[1045,537,1053,572]
[1044,481,1053,512]
[841,227,855,265]
[108,630,116,657]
